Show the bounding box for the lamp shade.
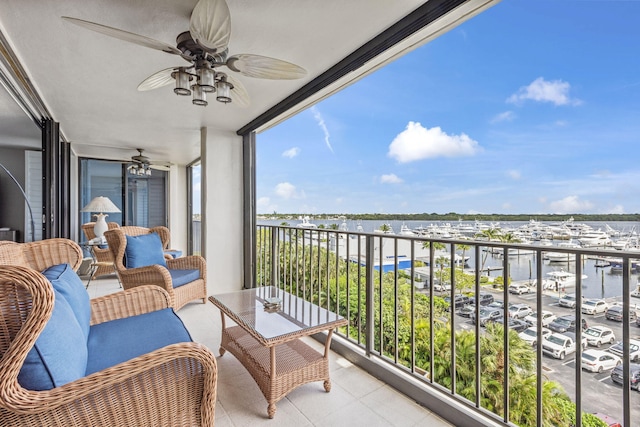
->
[81,197,120,239]
[81,196,121,213]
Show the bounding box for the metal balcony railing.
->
[256,224,640,427]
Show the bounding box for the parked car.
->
[458,304,476,318]
[559,293,579,309]
[548,314,588,333]
[581,349,621,373]
[592,413,622,427]
[606,304,638,322]
[583,325,616,347]
[474,307,503,326]
[542,332,581,360]
[519,326,552,347]
[487,300,505,310]
[443,294,470,310]
[524,310,557,327]
[508,283,530,295]
[508,303,533,319]
[432,282,452,293]
[494,317,529,333]
[610,363,640,390]
[469,292,494,306]
[582,298,609,315]
[608,339,640,362]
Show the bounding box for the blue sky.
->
[256,0,640,216]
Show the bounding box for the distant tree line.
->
[264,213,640,222]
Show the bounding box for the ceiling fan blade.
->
[150,164,172,171]
[62,16,183,56]
[189,0,231,52]
[137,68,179,91]
[226,54,307,80]
[225,74,250,108]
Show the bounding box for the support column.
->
[201,127,245,293]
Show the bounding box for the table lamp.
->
[81,196,121,239]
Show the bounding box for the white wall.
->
[201,127,244,294]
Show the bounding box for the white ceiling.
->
[0,0,496,165]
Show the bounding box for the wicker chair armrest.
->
[90,285,172,325]
[117,265,173,290]
[166,255,206,276]
[1,342,217,425]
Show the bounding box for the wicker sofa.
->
[0,239,217,427]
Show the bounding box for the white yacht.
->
[546,270,588,290]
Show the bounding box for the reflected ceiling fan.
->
[125,149,170,176]
[62,0,306,107]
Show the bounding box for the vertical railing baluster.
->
[502,246,509,423]
[270,226,277,288]
[474,243,481,408]
[410,240,416,374]
[429,240,435,384]
[394,237,399,364]
[622,257,631,427]
[378,235,383,355]
[365,235,374,356]
[450,241,456,395]
[575,253,583,427]
[536,248,543,427]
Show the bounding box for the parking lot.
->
[453,288,640,421]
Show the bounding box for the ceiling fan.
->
[126,149,170,176]
[62,0,307,107]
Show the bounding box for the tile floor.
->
[86,273,453,426]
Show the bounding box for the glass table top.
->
[210,286,346,342]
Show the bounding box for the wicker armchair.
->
[0,239,217,427]
[81,221,120,279]
[105,226,207,310]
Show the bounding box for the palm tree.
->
[476,227,501,275]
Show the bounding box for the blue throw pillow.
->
[124,233,167,269]
[17,288,88,390]
[42,263,91,341]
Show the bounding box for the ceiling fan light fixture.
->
[172,69,193,96]
[196,61,216,92]
[215,75,232,103]
[192,84,208,106]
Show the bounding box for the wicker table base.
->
[220,322,335,418]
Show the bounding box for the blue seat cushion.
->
[124,232,167,268]
[85,308,192,375]
[169,269,200,288]
[18,288,88,391]
[41,263,91,340]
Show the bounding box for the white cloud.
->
[380,173,403,184]
[387,121,480,163]
[490,111,515,123]
[311,106,333,153]
[507,170,521,180]
[606,204,625,214]
[257,197,277,213]
[507,77,581,106]
[548,195,594,213]
[275,182,304,199]
[282,147,300,158]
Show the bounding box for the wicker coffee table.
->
[209,286,347,418]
